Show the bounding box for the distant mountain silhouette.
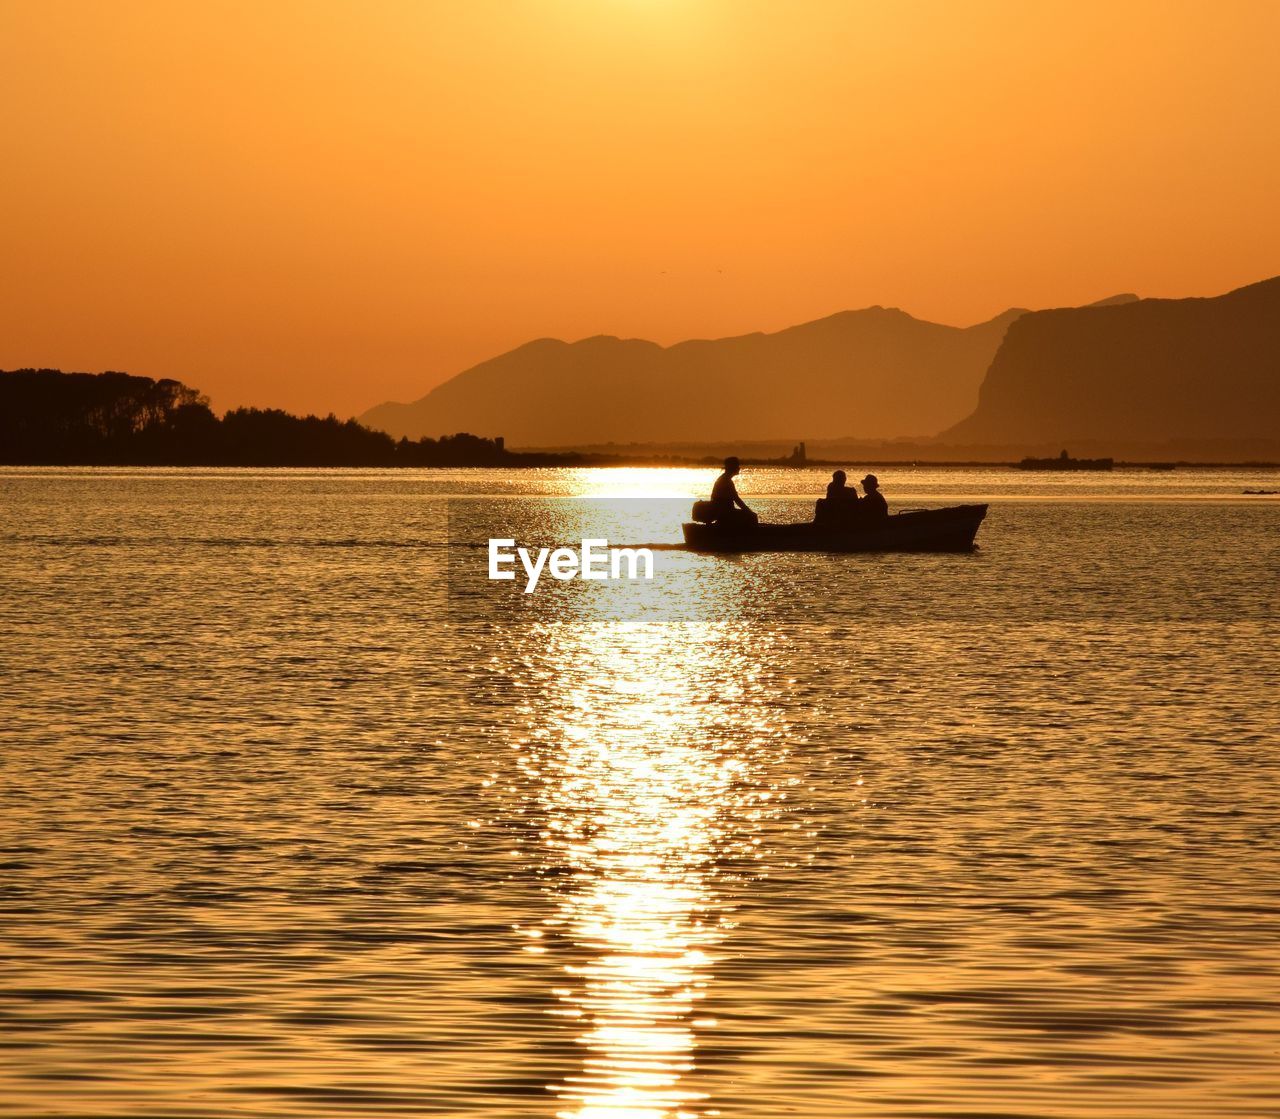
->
[943,277,1280,445]
[1085,293,1141,308]
[361,306,1038,446]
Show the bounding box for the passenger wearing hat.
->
[860,473,888,520]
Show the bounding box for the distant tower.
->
[496,436,505,452]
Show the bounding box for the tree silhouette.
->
[0,369,577,467]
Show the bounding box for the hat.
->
[861,473,879,488]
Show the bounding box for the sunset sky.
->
[2,0,1278,417]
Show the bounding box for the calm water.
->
[2,466,1279,1118]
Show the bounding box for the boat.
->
[682,504,988,553]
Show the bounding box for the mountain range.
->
[360,305,1042,445]
[360,280,1278,453]
[942,276,1280,446]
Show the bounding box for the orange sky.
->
[2,1,1278,417]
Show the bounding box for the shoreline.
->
[2,458,1277,470]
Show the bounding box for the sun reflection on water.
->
[559,467,712,500]
[517,616,785,1119]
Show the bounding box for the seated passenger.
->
[709,456,758,526]
[816,469,859,523]
[859,473,888,520]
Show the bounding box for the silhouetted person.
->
[860,473,888,521]
[710,456,758,526]
[827,470,858,504]
[816,469,859,523]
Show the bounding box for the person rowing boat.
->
[707,456,758,526]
